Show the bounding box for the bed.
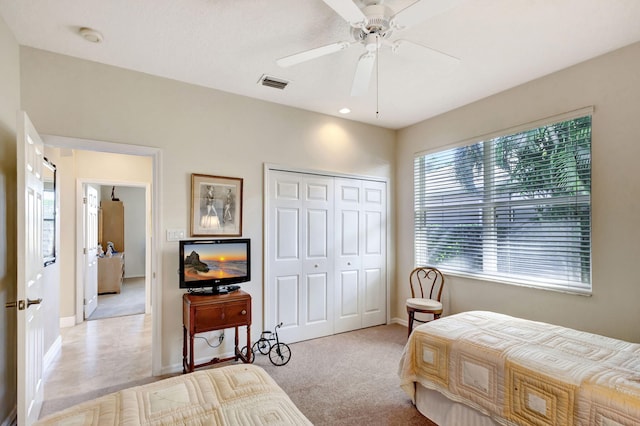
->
[398,311,640,426]
[36,364,312,425]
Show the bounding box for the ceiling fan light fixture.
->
[275,0,460,100]
[78,27,103,43]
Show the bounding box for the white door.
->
[334,178,387,333]
[83,184,99,318]
[267,171,334,343]
[359,180,387,328]
[16,111,45,425]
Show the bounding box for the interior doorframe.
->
[43,134,163,376]
[76,179,152,317]
[263,163,391,330]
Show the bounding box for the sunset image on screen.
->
[183,243,248,281]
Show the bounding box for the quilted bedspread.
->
[36,364,312,425]
[399,311,640,426]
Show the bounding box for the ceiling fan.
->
[276,0,461,96]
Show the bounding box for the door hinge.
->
[83,197,87,204]
[5,300,26,310]
[83,247,87,254]
[83,298,87,306]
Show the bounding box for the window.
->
[414,112,592,293]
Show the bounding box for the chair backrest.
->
[409,267,445,301]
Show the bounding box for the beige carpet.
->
[87,277,145,320]
[40,323,435,425]
[254,323,435,425]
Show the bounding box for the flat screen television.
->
[179,238,250,294]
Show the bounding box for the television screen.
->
[179,238,250,294]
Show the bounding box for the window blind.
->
[414,114,592,293]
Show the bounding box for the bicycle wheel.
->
[253,339,271,355]
[269,342,291,366]
[240,345,255,363]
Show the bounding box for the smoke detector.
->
[79,27,103,43]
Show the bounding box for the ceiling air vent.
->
[259,75,290,90]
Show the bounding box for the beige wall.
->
[0,14,19,424]
[19,47,396,372]
[397,42,640,343]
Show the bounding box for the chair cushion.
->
[406,298,442,311]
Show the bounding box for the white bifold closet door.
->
[334,178,386,333]
[266,170,386,343]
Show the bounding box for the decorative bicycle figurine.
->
[243,322,291,366]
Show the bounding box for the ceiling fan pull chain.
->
[376,34,380,119]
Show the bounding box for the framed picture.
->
[190,173,243,236]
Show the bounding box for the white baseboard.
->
[1,406,17,426]
[44,335,62,372]
[60,316,76,328]
[391,317,408,327]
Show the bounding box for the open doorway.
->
[85,184,148,321]
[43,134,163,378]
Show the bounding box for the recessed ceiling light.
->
[339,108,351,114]
[79,27,103,43]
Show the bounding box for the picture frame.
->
[190,173,243,237]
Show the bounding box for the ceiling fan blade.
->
[322,0,366,25]
[350,52,376,97]
[276,41,351,68]
[391,0,464,30]
[393,39,460,68]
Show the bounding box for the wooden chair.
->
[406,267,445,337]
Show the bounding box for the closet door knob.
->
[241,309,247,315]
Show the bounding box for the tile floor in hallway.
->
[43,313,152,401]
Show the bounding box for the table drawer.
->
[222,300,251,327]
[192,300,250,332]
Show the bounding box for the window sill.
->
[439,269,593,296]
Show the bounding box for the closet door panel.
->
[339,270,359,317]
[364,268,383,314]
[335,179,362,333]
[306,273,328,323]
[300,176,334,338]
[268,174,304,339]
[307,209,328,258]
[364,211,382,255]
[340,210,360,256]
[276,208,299,260]
[361,180,387,327]
[276,275,299,328]
[267,171,334,343]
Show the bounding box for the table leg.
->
[246,325,252,363]
[234,326,239,360]
[189,332,195,373]
[182,326,187,373]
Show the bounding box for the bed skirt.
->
[416,383,499,426]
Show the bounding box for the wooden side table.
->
[182,290,252,373]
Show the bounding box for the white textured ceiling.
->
[1,0,640,129]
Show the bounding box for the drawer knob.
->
[241,310,247,315]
